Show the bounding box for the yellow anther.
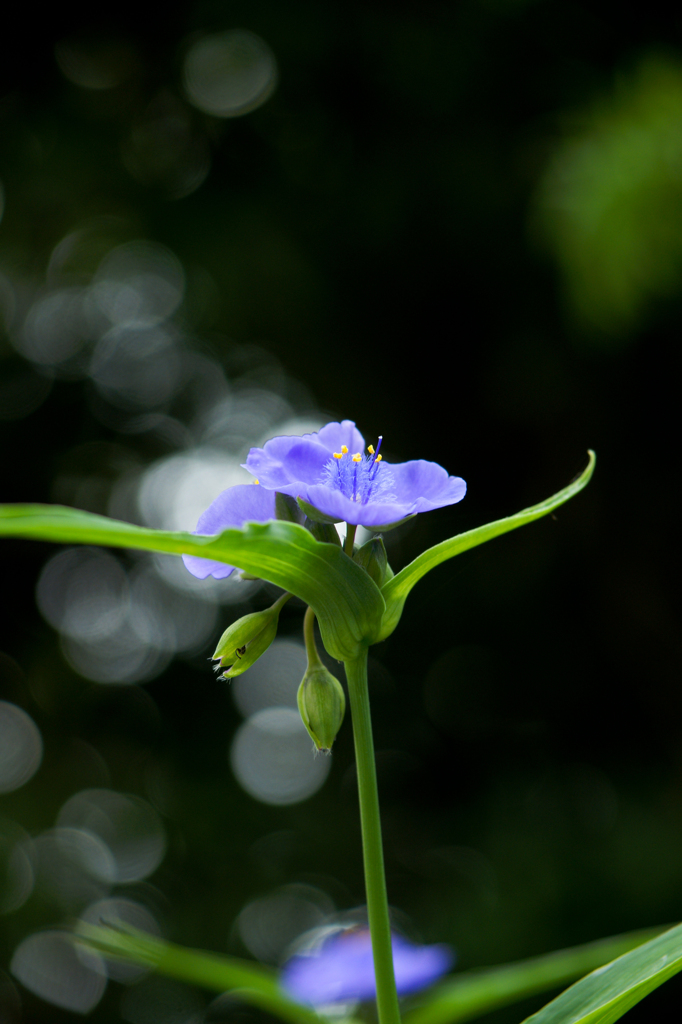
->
[352,453,362,462]
[333,452,343,459]
[341,445,348,454]
[375,454,382,463]
[333,445,349,459]
[254,479,260,484]
[368,445,375,454]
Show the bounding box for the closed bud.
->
[297,664,346,753]
[212,593,289,679]
[353,536,392,587]
[275,492,305,524]
[304,518,342,546]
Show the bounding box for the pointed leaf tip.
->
[377,451,596,643]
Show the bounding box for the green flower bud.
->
[353,536,393,588]
[212,593,290,679]
[297,663,346,753]
[304,518,342,546]
[275,492,305,524]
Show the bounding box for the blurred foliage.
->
[536,56,682,337]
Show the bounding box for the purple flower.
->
[182,483,275,580]
[183,421,466,580]
[280,926,454,1006]
[244,420,466,529]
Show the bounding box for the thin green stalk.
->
[271,591,293,614]
[345,650,401,1024]
[303,605,322,666]
[344,522,357,556]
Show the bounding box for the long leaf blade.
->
[0,504,384,660]
[518,922,682,1024]
[377,451,595,641]
[403,926,663,1024]
[75,923,325,1024]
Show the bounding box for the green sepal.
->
[297,663,346,752]
[296,496,342,524]
[213,596,287,678]
[275,492,304,524]
[0,506,385,661]
[353,536,392,587]
[368,513,416,533]
[376,451,596,643]
[304,518,342,545]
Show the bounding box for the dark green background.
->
[1,2,681,1022]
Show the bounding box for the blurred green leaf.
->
[403,926,662,1024]
[536,58,682,337]
[0,504,384,660]
[377,451,595,642]
[75,922,335,1024]
[76,920,675,1024]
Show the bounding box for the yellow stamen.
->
[333,445,349,459]
[333,452,343,459]
[352,453,362,462]
[368,445,375,454]
[375,454,382,463]
[342,445,348,454]
[254,479,259,484]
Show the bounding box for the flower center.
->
[322,436,396,504]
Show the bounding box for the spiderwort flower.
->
[244,420,466,529]
[183,422,466,581]
[280,926,454,1006]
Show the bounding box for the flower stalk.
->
[344,647,401,1024]
[344,522,357,557]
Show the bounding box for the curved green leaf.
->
[76,920,673,1024]
[376,451,595,642]
[75,922,329,1024]
[518,922,682,1024]
[0,504,384,661]
[403,926,663,1024]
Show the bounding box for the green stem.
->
[303,605,323,667]
[345,651,401,1024]
[344,522,357,556]
[271,591,293,614]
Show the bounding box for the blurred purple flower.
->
[280,926,454,1006]
[244,420,466,528]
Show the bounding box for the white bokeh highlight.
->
[230,708,331,806]
[183,30,277,117]
[0,819,34,913]
[0,703,43,793]
[231,640,307,718]
[57,789,166,883]
[11,931,107,1013]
